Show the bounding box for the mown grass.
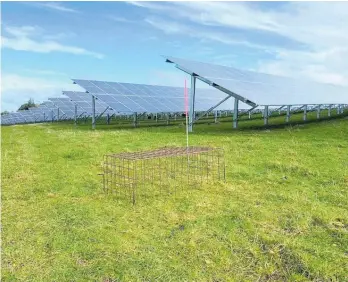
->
[1,111,348,281]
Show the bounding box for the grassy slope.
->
[1,114,348,281]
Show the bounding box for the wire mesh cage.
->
[100,146,225,204]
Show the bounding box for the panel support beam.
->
[328,104,332,117]
[74,104,77,125]
[233,98,239,129]
[194,95,231,123]
[57,108,60,122]
[286,105,291,122]
[214,110,218,123]
[188,75,196,132]
[264,105,269,126]
[133,112,138,127]
[317,105,321,119]
[303,105,307,121]
[92,95,96,130]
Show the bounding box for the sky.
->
[1,1,348,111]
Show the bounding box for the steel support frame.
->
[233,98,239,129]
[133,112,138,128]
[264,105,269,125]
[188,75,196,132]
[96,106,110,121]
[92,95,96,130]
[328,104,332,117]
[303,105,308,121]
[194,95,232,123]
[286,105,291,122]
[316,104,321,119]
[74,104,78,125]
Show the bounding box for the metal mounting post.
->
[92,95,96,130]
[303,105,307,121]
[57,108,60,122]
[51,110,54,123]
[286,105,291,122]
[264,105,269,125]
[214,110,218,123]
[106,113,110,125]
[317,105,321,119]
[133,112,137,127]
[189,75,196,132]
[233,98,239,129]
[328,104,331,117]
[74,104,77,125]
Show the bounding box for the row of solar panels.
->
[1,91,116,125]
[1,82,250,125]
[1,77,347,125]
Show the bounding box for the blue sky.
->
[2,1,348,111]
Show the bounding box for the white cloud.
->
[1,73,82,112]
[145,17,278,52]
[135,1,348,85]
[38,2,79,13]
[1,25,104,59]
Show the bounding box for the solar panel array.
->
[2,56,347,126]
[165,56,348,106]
[49,97,85,119]
[72,79,250,113]
[62,91,114,116]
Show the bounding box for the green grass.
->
[2,112,348,281]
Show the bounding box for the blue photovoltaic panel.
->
[48,97,85,119]
[17,110,37,123]
[62,91,114,116]
[72,79,251,113]
[1,115,14,125]
[29,107,51,122]
[165,56,348,106]
[7,112,26,124]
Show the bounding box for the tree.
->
[1,111,10,116]
[18,98,37,111]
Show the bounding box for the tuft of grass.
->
[1,112,348,281]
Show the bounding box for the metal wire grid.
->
[101,146,225,204]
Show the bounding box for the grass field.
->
[2,112,348,281]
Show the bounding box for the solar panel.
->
[165,56,348,106]
[48,97,85,119]
[62,91,114,116]
[28,107,52,122]
[1,115,14,125]
[72,79,252,113]
[7,112,26,124]
[17,110,37,123]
